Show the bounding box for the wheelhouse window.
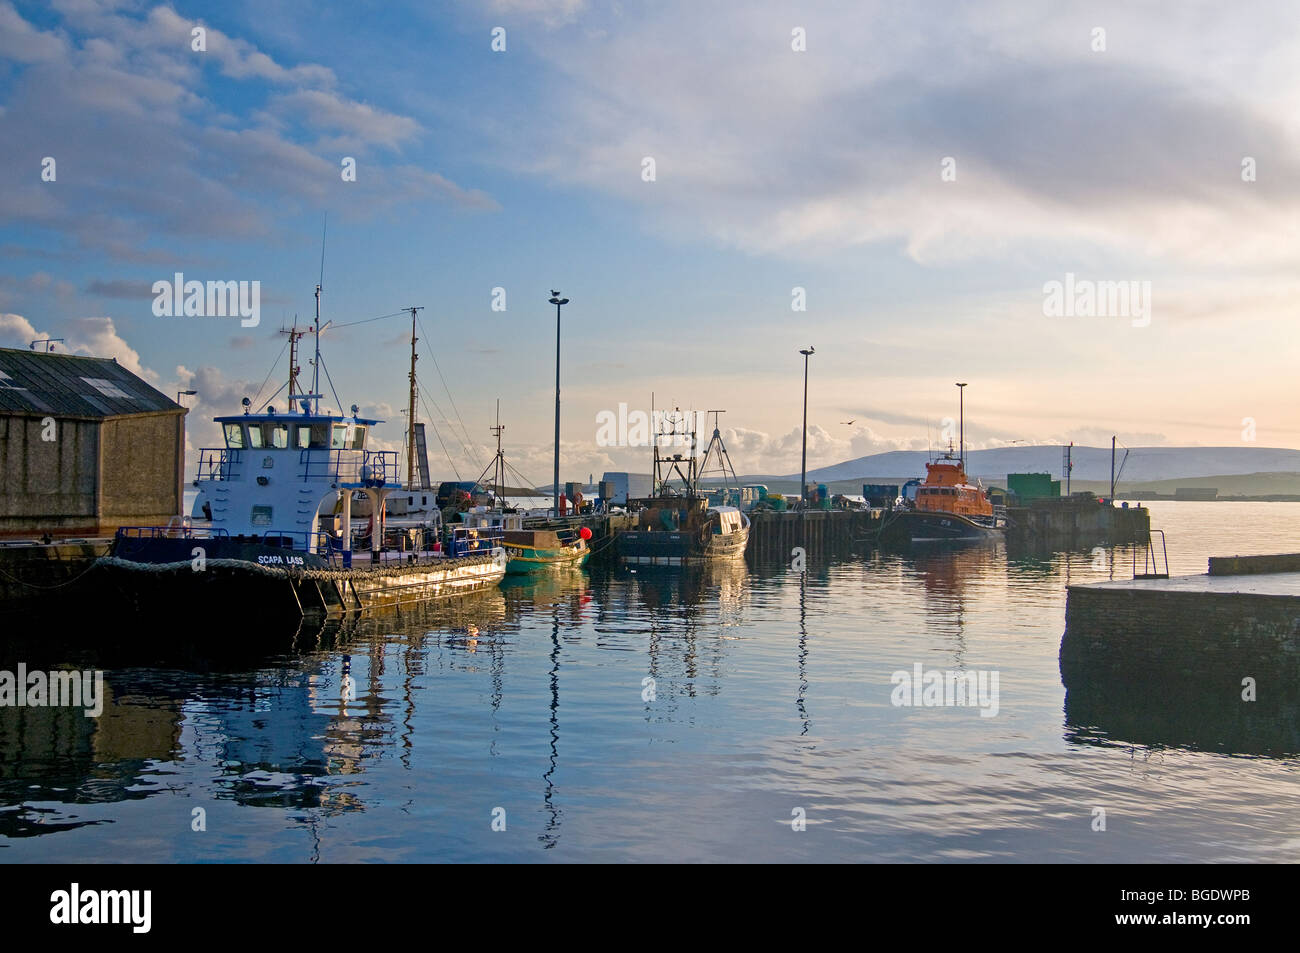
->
[350,425,367,450]
[331,424,350,450]
[247,422,289,449]
[295,423,331,449]
[223,423,245,449]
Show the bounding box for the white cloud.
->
[483,1,1300,269]
[0,311,154,382]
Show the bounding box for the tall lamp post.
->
[799,347,815,508]
[549,291,569,518]
[176,389,197,405]
[955,382,966,467]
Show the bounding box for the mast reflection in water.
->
[3,502,1300,861]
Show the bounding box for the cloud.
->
[0,2,497,262]
[0,311,154,382]
[270,89,420,150]
[85,278,153,299]
[487,1,1300,268]
[479,0,586,26]
[0,2,69,64]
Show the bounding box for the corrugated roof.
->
[0,347,180,418]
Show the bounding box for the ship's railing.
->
[298,449,398,486]
[114,524,338,558]
[447,524,504,558]
[260,528,337,560]
[196,448,241,481]
[115,525,232,540]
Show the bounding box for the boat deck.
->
[333,547,493,568]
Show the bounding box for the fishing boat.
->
[471,401,589,574]
[502,527,590,573]
[616,408,750,565]
[96,289,505,621]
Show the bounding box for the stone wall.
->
[97,411,185,531]
[1007,498,1149,547]
[1208,553,1300,576]
[0,416,98,534]
[1061,585,1300,690]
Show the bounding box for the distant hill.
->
[760,446,1300,484]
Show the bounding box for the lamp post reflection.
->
[797,571,810,736]
[540,605,562,848]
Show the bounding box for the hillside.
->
[766,446,1300,484]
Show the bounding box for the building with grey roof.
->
[0,346,185,536]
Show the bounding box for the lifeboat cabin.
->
[914,453,995,521]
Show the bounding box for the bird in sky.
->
[841,419,855,426]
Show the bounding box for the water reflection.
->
[6,510,1300,859]
[797,572,809,736]
[0,675,179,836]
[1064,683,1300,757]
[542,606,561,849]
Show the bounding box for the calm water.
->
[3,501,1299,862]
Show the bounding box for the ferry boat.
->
[97,293,505,621]
[616,409,750,566]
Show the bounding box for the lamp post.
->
[799,347,815,508]
[549,291,569,518]
[176,389,197,405]
[955,382,966,467]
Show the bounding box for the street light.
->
[549,291,569,518]
[799,347,815,508]
[176,389,197,405]
[955,382,966,468]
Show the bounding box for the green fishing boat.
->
[502,528,590,574]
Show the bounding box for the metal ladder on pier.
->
[1133,528,1169,578]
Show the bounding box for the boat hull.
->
[617,527,749,566]
[98,535,505,619]
[502,543,590,574]
[897,510,1003,543]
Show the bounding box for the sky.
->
[1,0,1297,483]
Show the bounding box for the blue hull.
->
[900,511,1003,543]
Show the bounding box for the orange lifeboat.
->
[914,450,994,519]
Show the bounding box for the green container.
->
[1008,472,1059,501]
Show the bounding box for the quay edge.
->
[1060,553,1300,690]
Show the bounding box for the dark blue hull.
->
[100,532,505,620]
[899,511,1003,543]
[110,534,334,569]
[617,528,749,566]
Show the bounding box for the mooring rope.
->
[94,552,500,583]
[0,557,107,590]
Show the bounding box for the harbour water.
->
[3,501,1298,862]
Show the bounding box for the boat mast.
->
[311,215,327,415]
[956,381,967,469]
[312,284,321,407]
[651,391,658,495]
[473,398,509,504]
[282,321,305,401]
[404,306,423,490]
[492,399,505,501]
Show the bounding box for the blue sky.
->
[1,0,1297,482]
